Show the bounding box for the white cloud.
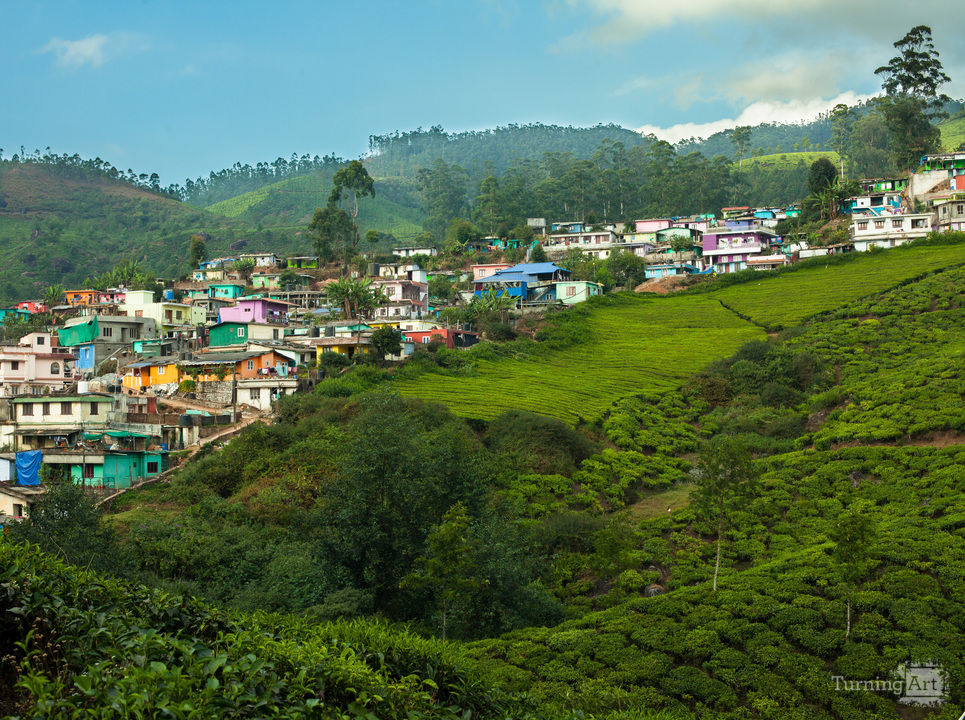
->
[635,91,878,143]
[40,32,145,69]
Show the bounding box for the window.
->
[246,360,254,370]
[101,326,113,337]
[36,336,45,345]
[12,503,23,518]
[249,388,261,401]
[147,461,159,474]
[82,464,95,479]
[90,402,99,416]
[272,329,279,340]
[42,403,50,416]
[957,205,964,215]
[873,220,885,229]
[21,404,33,417]
[237,328,245,337]
[566,286,577,297]
[857,221,868,230]
[61,402,72,415]
[134,310,143,317]
[50,362,60,375]
[891,220,902,228]
[11,361,19,371]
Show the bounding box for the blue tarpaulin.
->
[15,451,42,485]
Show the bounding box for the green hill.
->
[740,150,840,171]
[0,162,279,302]
[205,173,426,241]
[939,110,965,151]
[395,236,965,422]
[7,237,965,718]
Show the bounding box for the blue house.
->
[473,263,570,303]
[0,308,32,323]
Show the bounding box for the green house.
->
[208,283,246,299]
[67,449,167,490]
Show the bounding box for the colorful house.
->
[555,281,603,304]
[701,229,781,274]
[402,328,479,349]
[208,322,288,348]
[0,308,32,323]
[644,263,700,280]
[208,283,246,299]
[218,298,290,325]
[0,333,76,397]
[15,301,46,314]
[474,263,570,303]
[251,273,281,290]
[286,256,319,269]
[851,213,934,251]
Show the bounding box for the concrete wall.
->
[194,380,233,405]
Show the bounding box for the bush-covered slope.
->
[0,541,517,719]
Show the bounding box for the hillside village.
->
[0,150,963,516]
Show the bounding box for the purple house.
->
[218,298,290,325]
[701,228,781,273]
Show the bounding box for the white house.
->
[851,213,934,252]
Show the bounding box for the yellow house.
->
[123,357,181,391]
[314,336,372,362]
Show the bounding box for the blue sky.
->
[2,0,962,185]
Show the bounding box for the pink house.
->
[0,332,76,397]
[218,298,290,325]
[471,264,512,282]
[634,218,673,233]
[701,229,781,274]
[16,301,46,313]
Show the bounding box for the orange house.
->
[65,290,99,306]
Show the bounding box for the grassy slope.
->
[740,151,839,170]
[205,174,426,241]
[397,296,764,423]
[713,238,965,329]
[939,111,965,151]
[396,238,965,422]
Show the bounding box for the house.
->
[41,442,167,490]
[245,340,315,368]
[0,308,32,323]
[374,262,428,284]
[474,263,571,303]
[851,213,934,251]
[199,257,237,270]
[58,315,158,374]
[179,350,294,382]
[526,217,548,235]
[0,483,45,523]
[192,267,228,282]
[10,394,114,450]
[471,263,512,282]
[487,237,523,250]
[120,290,206,336]
[0,333,76,397]
[208,321,289,348]
[236,377,299,411]
[313,335,372,361]
[746,255,791,271]
[251,273,281,290]
[700,228,782,274]
[932,193,965,233]
[186,296,235,324]
[543,229,619,258]
[64,290,99,306]
[286,256,319,269]
[121,356,181,391]
[393,246,438,258]
[218,298,291,325]
[555,281,603,304]
[15,301,46,314]
[644,263,700,280]
[847,189,904,216]
[208,283,246,300]
[550,221,586,233]
[239,252,281,268]
[403,327,479,349]
[721,206,751,220]
[370,279,429,320]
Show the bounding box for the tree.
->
[444,219,480,255]
[188,234,208,268]
[529,243,548,263]
[42,284,64,312]
[278,269,304,290]
[691,436,758,591]
[473,175,501,236]
[807,157,838,196]
[829,503,878,641]
[234,257,255,284]
[730,126,752,169]
[401,503,482,640]
[370,326,402,362]
[308,202,354,267]
[330,160,375,252]
[875,25,951,168]
[364,229,380,246]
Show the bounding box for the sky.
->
[2,0,963,185]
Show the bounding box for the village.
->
[0,150,963,520]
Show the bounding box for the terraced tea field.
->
[714,239,965,329]
[396,295,764,423]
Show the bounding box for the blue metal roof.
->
[477,263,570,284]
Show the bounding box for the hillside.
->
[205,173,425,241]
[395,236,965,419]
[939,110,965,151]
[739,150,840,171]
[6,235,965,718]
[0,162,282,302]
